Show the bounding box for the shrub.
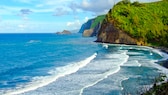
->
[108,0,168,47]
[132,1,145,7]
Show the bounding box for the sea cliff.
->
[79,15,105,37]
[78,19,94,34]
[95,0,168,47]
[96,21,137,45]
[94,1,168,94]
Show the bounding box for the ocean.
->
[0,33,168,95]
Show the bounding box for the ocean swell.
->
[79,49,129,95]
[3,53,97,95]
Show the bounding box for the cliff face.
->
[82,22,102,37]
[82,29,94,37]
[79,15,105,37]
[78,19,94,33]
[92,22,102,37]
[79,19,99,37]
[96,22,137,45]
[96,0,168,46]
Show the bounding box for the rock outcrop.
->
[92,22,102,37]
[82,23,102,37]
[96,22,137,45]
[95,0,168,47]
[82,29,94,37]
[56,30,71,35]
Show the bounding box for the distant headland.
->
[56,30,71,35]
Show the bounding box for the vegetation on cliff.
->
[106,0,168,47]
[90,15,105,28]
[79,15,105,37]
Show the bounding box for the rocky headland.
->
[56,30,71,35]
[79,15,105,37]
[80,0,168,47]
[80,0,168,69]
[95,22,137,45]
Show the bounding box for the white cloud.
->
[67,20,81,26]
[82,0,90,7]
[44,0,74,6]
[18,24,26,28]
[66,16,93,30]
[13,0,31,4]
[36,4,44,8]
[68,0,111,16]
[67,22,73,27]
[66,20,81,30]
[84,17,89,22]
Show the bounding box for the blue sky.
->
[0,0,157,33]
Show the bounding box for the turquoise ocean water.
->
[0,33,168,95]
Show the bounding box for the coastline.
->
[96,41,168,69]
[143,46,168,95]
[152,46,168,69]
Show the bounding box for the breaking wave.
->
[3,53,97,95]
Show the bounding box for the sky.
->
[0,0,158,33]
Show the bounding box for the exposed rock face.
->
[82,23,102,37]
[82,29,94,37]
[56,30,71,35]
[96,22,137,45]
[79,15,105,37]
[78,19,94,33]
[91,22,102,37]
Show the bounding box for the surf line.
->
[5,53,97,95]
[79,54,129,95]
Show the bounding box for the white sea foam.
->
[105,50,128,58]
[102,43,108,49]
[149,49,168,75]
[120,77,130,90]
[137,46,168,61]
[27,40,41,44]
[158,50,168,61]
[143,48,168,76]
[122,60,141,67]
[79,51,129,95]
[4,53,97,95]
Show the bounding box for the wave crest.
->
[4,53,97,95]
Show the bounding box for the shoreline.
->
[95,41,168,69]
[152,46,168,69]
[96,42,168,69]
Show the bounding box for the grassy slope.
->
[91,15,105,28]
[106,0,168,47]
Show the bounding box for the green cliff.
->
[79,15,105,37]
[90,15,105,29]
[96,0,168,47]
